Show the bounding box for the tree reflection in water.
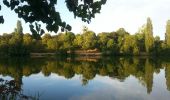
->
[0,57,170,95]
[0,78,40,100]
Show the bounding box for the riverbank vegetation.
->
[0,18,170,56]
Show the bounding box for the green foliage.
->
[107,39,114,50]
[116,28,129,37]
[42,34,52,46]
[1,18,170,56]
[135,33,145,52]
[97,32,110,51]
[73,34,83,48]
[166,20,170,47]
[23,33,34,53]
[47,38,59,51]
[8,20,26,56]
[58,32,75,50]
[121,35,139,55]
[133,46,140,55]
[81,30,97,50]
[0,33,11,54]
[145,18,154,53]
[154,36,161,54]
[29,23,45,40]
[0,0,107,32]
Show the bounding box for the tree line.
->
[1,17,170,56]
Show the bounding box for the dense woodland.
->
[1,17,170,56]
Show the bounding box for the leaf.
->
[66,24,72,31]
[0,16,4,24]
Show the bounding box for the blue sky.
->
[0,0,170,39]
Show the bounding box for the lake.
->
[0,57,170,100]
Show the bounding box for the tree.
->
[14,20,23,42]
[63,32,75,50]
[47,38,59,51]
[122,35,139,55]
[133,46,139,55]
[0,33,12,55]
[154,36,161,54]
[116,28,129,53]
[82,30,97,50]
[107,39,114,50]
[116,28,129,37]
[42,34,52,45]
[97,32,109,51]
[73,34,83,49]
[136,34,145,52]
[0,0,107,32]
[58,32,75,50]
[23,33,33,53]
[122,35,132,54]
[165,20,170,47]
[136,26,146,52]
[106,39,118,54]
[145,18,154,53]
[8,20,24,55]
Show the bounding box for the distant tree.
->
[23,33,33,53]
[64,32,75,50]
[122,35,132,54]
[122,35,139,55]
[9,20,25,55]
[136,34,145,51]
[106,39,118,54]
[47,38,59,51]
[42,34,52,45]
[165,20,170,47]
[14,20,23,42]
[107,39,114,50]
[58,32,75,50]
[29,23,45,40]
[116,28,129,53]
[73,34,83,49]
[154,36,161,54]
[0,33,11,55]
[82,30,97,50]
[145,18,154,53]
[116,28,129,37]
[133,46,139,55]
[97,32,109,51]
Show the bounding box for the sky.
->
[0,0,170,39]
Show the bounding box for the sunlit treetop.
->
[0,0,107,33]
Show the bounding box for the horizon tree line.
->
[0,17,170,56]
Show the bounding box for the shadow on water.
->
[0,56,170,99]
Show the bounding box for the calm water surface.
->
[0,57,170,100]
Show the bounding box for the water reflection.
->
[0,57,170,100]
